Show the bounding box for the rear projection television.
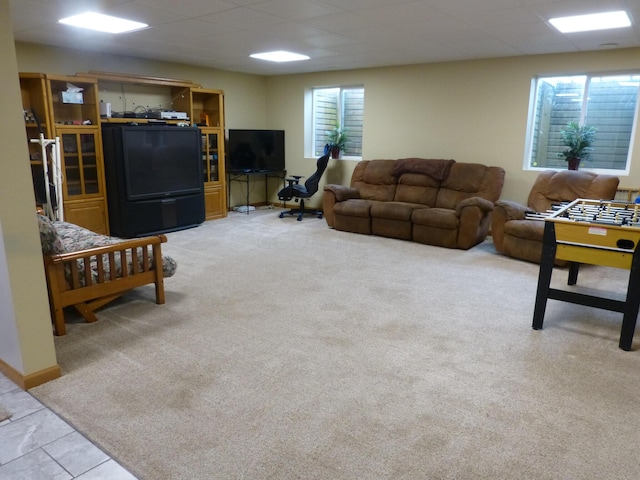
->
[103,125,204,201]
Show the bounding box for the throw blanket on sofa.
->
[392,158,456,180]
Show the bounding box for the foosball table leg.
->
[533,222,557,330]
[567,262,580,285]
[619,248,640,351]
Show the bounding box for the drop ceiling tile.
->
[132,0,237,17]
[355,2,448,25]
[199,6,284,27]
[529,0,630,19]
[244,0,342,20]
[248,20,329,39]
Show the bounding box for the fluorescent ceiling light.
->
[549,10,631,33]
[250,50,310,62]
[58,12,148,34]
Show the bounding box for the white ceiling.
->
[9,0,640,76]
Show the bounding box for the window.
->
[526,73,640,171]
[309,86,364,158]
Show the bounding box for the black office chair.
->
[278,154,330,221]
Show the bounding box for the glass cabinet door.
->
[202,130,220,183]
[60,129,101,198]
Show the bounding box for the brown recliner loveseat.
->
[491,170,620,264]
[323,158,505,249]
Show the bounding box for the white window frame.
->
[305,85,364,160]
[524,71,640,175]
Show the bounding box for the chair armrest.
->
[493,200,532,221]
[285,176,303,186]
[491,200,533,253]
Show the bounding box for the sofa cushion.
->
[411,208,459,230]
[37,214,66,255]
[527,170,620,213]
[53,221,119,251]
[504,218,545,242]
[354,160,397,202]
[370,202,427,221]
[334,199,373,234]
[392,158,455,180]
[333,198,375,218]
[437,163,504,210]
[394,173,440,206]
[70,249,177,286]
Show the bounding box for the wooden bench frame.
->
[43,235,167,336]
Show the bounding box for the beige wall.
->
[0,0,59,387]
[267,47,640,207]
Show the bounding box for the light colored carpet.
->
[32,209,640,479]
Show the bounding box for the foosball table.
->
[532,198,640,351]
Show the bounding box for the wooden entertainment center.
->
[20,71,226,235]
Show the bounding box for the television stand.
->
[227,170,286,214]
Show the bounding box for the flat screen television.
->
[102,125,204,202]
[227,129,285,173]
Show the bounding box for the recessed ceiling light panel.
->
[58,12,148,34]
[549,10,631,33]
[250,50,310,63]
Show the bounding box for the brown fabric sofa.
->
[322,158,505,249]
[491,170,620,264]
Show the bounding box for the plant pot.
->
[567,157,580,170]
[331,146,341,159]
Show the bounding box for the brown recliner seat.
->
[492,170,620,264]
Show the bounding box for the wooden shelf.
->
[100,117,187,125]
[81,70,200,88]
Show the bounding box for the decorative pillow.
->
[161,255,178,278]
[37,214,66,255]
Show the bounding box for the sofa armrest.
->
[491,200,532,253]
[322,184,361,227]
[493,200,531,221]
[453,197,496,249]
[324,184,361,202]
[455,196,494,216]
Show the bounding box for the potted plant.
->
[558,121,596,170]
[326,125,348,159]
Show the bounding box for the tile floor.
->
[0,372,138,479]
